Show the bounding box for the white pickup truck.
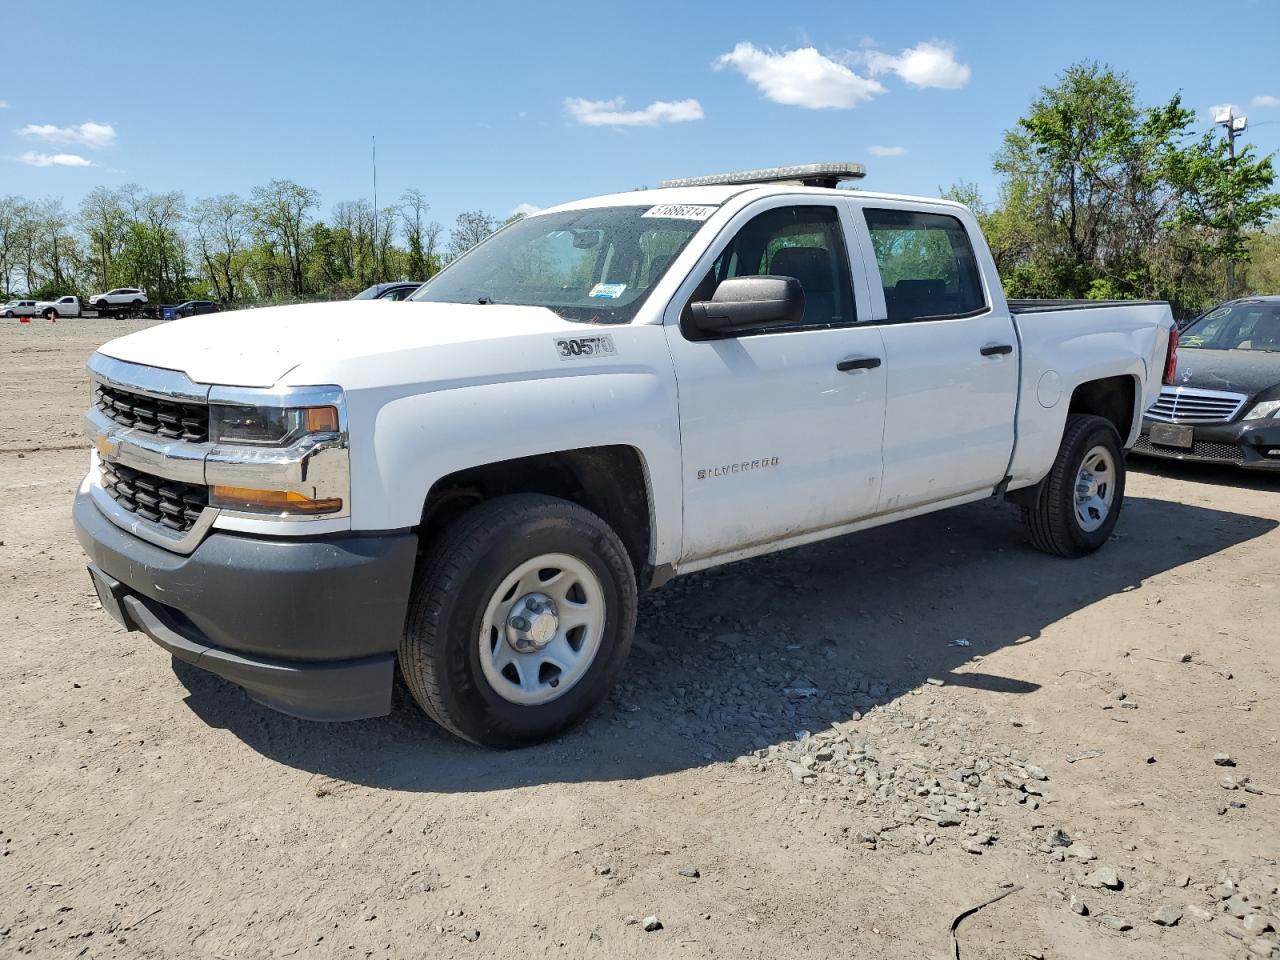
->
[74,163,1177,747]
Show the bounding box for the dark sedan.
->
[1135,297,1280,470]
[162,300,222,321]
[352,281,424,301]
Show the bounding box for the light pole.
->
[1214,107,1248,296]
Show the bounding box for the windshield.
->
[1182,302,1280,352]
[410,205,710,323]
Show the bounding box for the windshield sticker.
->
[589,282,627,300]
[555,335,617,360]
[642,204,717,221]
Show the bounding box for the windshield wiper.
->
[476,295,494,305]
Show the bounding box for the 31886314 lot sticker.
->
[554,334,618,360]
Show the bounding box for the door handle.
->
[980,343,1014,357]
[836,356,882,372]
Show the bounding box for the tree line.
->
[0,181,510,305]
[949,62,1279,318]
[1,62,1276,316]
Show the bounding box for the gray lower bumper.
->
[74,489,418,721]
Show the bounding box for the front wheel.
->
[1022,414,1126,557]
[400,494,637,748]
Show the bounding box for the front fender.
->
[350,367,682,567]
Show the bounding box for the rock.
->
[1083,867,1123,890]
[1151,904,1183,926]
[1185,904,1215,922]
[1248,939,1276,958]
[1243,914,1275,936]
[1216,881,1238,900]
[1024,764,1048,781]
[1070,895,1089,916]
[594,865,612,876]
[1215,753,1237,767]
[1048,829,1072,848]
[461,929,480,943]
[1226,895,1256,919]
[1068,845,1097,862]
[1099,915,1133,932]
[1221,776,1240,790]
[642,916,663,932]
[962,840,985,855]
[678,867,700,879]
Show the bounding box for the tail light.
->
[1162,325,1179,385]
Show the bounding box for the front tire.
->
[1022,414,1126,557]
[400,494,637,748]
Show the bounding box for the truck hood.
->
[96,300,592,387]
[1175,347,1280,399]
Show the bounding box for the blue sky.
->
[3,0,1279,228]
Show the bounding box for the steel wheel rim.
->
[478,552,606,706]
[1074,444,1116,533]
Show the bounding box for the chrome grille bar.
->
[1146,386,1247,424]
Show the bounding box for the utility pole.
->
[371,135,378,278]
[1215,107,1248,297]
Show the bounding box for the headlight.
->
[205,398,347,518]
[1244,399,1280,421]
[209,404,339,445]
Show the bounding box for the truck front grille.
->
[94,382,209,443]
[100,461,209,533]
[1146,386,1247,424]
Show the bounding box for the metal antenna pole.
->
[1217,108,1247,297]
[372,135,378,277]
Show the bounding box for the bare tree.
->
[250,179,319,296]
[447,210,498,261]
[192,194,249,303]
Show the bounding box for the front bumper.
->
[74,488,418,720]
[1135,416,1280,470]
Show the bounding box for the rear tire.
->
[1022,414,1125,558]
[400,494,637,748]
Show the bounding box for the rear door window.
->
[864,209,986,321]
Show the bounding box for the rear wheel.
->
[400,494,637,748]
[1022,414,1125,557]
[43,308,57,321]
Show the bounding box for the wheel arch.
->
[1067,373,1141,446]
[417,445,657,588]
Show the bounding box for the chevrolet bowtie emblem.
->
[95,434,119,460]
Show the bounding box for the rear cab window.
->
[863,208,986,322]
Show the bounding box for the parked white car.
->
[2,299,40,318]
[89,288,147,313]
[74,163,1177,747]
[34,295,82,319]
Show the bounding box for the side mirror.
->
[687,275,805,337]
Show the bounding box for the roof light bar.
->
[659,162,867,190]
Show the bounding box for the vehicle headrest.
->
[770,247,831,293]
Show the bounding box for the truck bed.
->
[1008,299,1166,314]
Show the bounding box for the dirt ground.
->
[2,317,1278,960]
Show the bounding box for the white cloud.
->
[17,151,93,167]
[565,97,703,127]
[868,145,907,157]
[509,202,541,217]
[1207,102,1244,121]
[865,41,970,89]
[0,100,10,109]
[714,42,884,109]
[17,121,116,148]
[1252,94,1280,109]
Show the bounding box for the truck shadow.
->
[172,494,1276,792]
